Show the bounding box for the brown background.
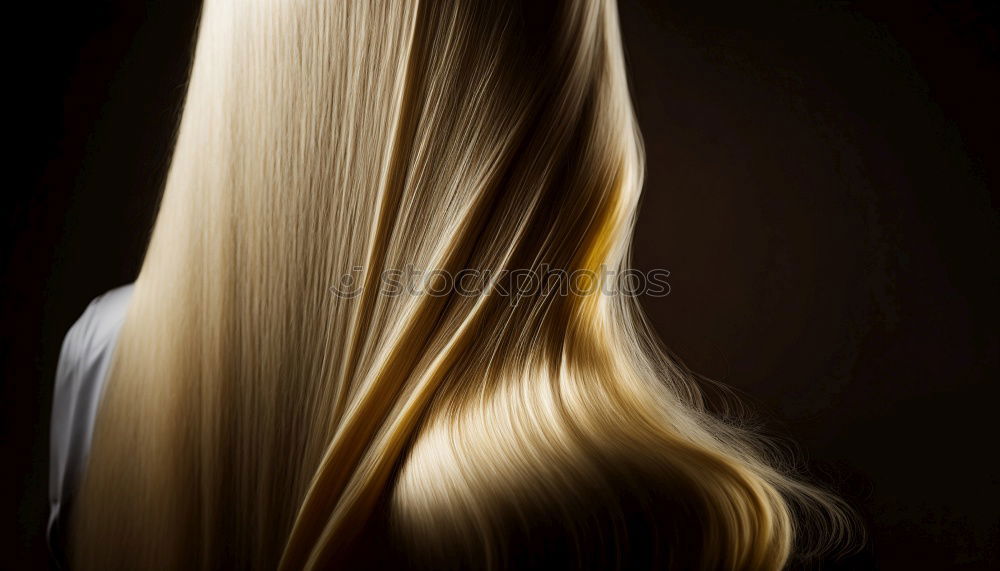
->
[3,0,998,568]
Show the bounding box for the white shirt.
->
[48,284,134,566]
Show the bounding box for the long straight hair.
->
[72,0,856,569]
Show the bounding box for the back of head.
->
[71,1,857,569]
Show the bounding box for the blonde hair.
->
[72,0,856,569]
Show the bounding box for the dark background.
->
[3,0,997,569]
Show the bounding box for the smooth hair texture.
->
[71,1,857,569]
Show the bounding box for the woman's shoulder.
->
[48,283,135,565]
[51,282,136,442]
[59,284,135,364]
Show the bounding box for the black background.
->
[3,1,998,569]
